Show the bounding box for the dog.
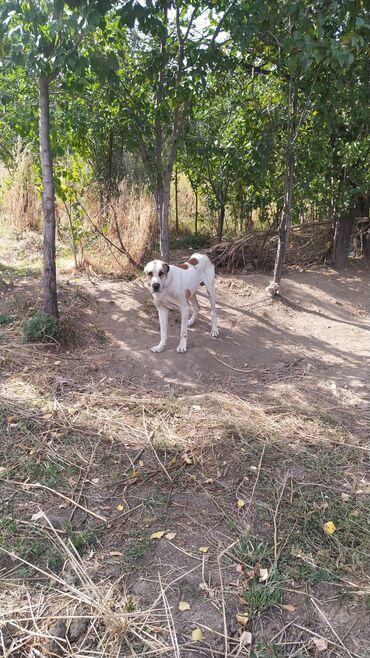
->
[144,253,219,353]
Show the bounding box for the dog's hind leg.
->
[188,294,199,327]
[203,274,219,337]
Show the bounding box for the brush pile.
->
[207,220,333,272]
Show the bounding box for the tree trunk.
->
[159,175,171,261]
[331,206,358,269]
[38,76,59,319]
[267,82,296,296]
[216,204,225,242]
[194,189,198,236]
[174,167,179,233]
[106,128,114,200]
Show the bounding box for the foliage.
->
[22,311,60,342]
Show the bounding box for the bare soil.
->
[0,242,369,658]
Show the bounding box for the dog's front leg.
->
[177,305,190,353]
[151,307,168,353]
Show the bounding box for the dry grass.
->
[79,181,156,275]
[0,514,175,657]
[0,142,42,232]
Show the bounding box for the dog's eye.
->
[148,272,153,277]
[158,271,163,277]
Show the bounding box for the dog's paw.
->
[211,329,220,337]
[176,344,187,353]
[150,344,165,353]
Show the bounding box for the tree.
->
[0,0,112,317]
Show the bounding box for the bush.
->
[23,311,60,342]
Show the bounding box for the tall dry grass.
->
[0,142,42,231]
[79,181,156,274]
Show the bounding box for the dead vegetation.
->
[207,220,333,271]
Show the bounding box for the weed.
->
[65,524,98,555]
[0,313,13,325]
[243,570,284,617]
[124,540,150,566]
[25,460,65,488]
[23,311,60,343]
[47,551,64,573]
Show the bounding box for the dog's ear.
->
[162,262,170,274]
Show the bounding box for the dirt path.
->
[79,263,369,403]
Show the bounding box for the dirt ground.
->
[0,239,369,658]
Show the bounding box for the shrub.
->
[23,311,60,342]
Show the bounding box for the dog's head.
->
[144,260,170,294]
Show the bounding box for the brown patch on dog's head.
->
[178,263,189,269]
[188,257,199,266]
[185,288,192,303]
[162,262,170,274]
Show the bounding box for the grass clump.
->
[23,311,60,342]
[0,313,13,325]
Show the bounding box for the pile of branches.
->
[207,220,333,272]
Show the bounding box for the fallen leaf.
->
[169,457,177,465]
[249,465,257,472]
[138,460,144,467]
[165,532,176,541]
[150,531,165,540]
[179,601,191,611]
[91,478,99,484]
[109,551,124,556]
[54,360,61,365]
[312,637,328,652]
[240,630,252,646]
[341,493,350,502]
[236,564,243,573]
[192,628,203,641]
[236,614,249,625]
[259,567,269,583]
[0,466,7,478]
[131,469,140,477]
[31,511,45,521]
[281,604,296,612]
[116,504,124,511]
[237,498,245,509]
[182,454,193,465]
[6,416,14,424]
[199,546,209,553]
[323,521,336,535]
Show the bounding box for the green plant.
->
[0,313,12,325]
[65,524,98,555]
[243,571,284,617]
[23,311,60,342]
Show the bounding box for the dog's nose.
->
[152,283,160,292]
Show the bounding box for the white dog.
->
[144,253,219,353]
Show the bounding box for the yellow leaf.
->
[179,601,191,611]
[131,469,140,477]
[182,454,193,465]
[281,604,296,612]
[150,531,165,540]
[6,416,14,424]
[165,532,176,541]
[116,504,124,511]
[192,628,203,641]
[323,521,336,535]
[236,614,249,625]
[169,457,177,465]
[237,498,245,509]
[199,546,209,553]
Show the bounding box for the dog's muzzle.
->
[152,283,160,293]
